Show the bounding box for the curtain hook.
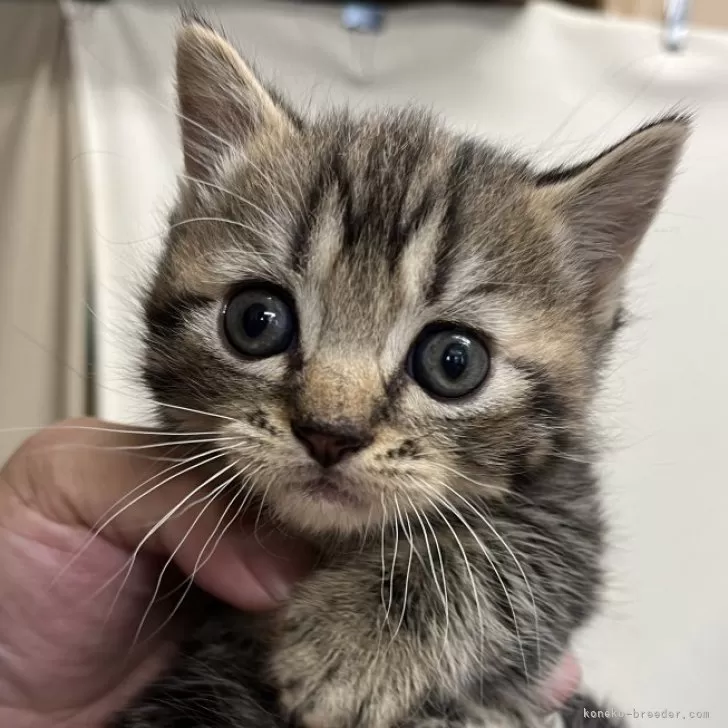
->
[663,0,690,51]
[341,4,385,34]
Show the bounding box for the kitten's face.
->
[143,22,686,536]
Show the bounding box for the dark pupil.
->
[441,342,468,380]
[243,303,273,338]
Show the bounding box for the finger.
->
[539,651,582,710]
[2,418,315,611]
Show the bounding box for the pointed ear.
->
[533,114,690,324]
[175,17,295,181]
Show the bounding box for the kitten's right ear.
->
[176,16,295,181]
[532,114,689,326]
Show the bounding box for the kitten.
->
[115,17,687,728]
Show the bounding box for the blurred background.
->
[1,1,727,725]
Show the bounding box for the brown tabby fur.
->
[115,16,688,728]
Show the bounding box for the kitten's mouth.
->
[272,469,375,533]
[303,475,360,505]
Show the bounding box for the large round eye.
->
[223,286,295,358]
[409,326,490,399]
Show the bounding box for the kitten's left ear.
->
[533,114,690,323]
[175,16,296,181]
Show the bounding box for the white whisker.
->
[43,435,239,455]
[0,423,224,438]
[432,493,532,685]
[424,495,486,692]
[131,458,243,647]
[183,464,263,583]
[50,446,237,593]
[405,492,449,659]
[387,495,414,651]
[438,482,542,672]
[88,450,240,615]
[377,498,399,654]
[378,496,389,620]
[179,173,293,237]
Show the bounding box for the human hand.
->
[0,418,315,728]
[0,418,580,728]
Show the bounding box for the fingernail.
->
[253,562,294,602]
[540,651,582,709]
[239,528,315,604]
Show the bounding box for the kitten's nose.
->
[291,421,372,468]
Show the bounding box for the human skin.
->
[0,419,579,728]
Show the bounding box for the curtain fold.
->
[0,1,89,463]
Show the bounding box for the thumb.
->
[3,418,314,611]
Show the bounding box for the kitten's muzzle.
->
[291,420,373,468]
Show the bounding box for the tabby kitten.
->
[115,17,687,728]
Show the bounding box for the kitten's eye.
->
[223,286,295,358]
[409,326,490,399]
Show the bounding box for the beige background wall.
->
[0,2,88,464]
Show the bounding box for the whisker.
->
[432,492,532,685]
[137,461,266,646]
[86,445,236,537]
[377,498,399,652]
[103,216,280,251]
[42,435,239,455]
[387,496,414,651]
[404,492,449,659]
[151,462,262,612]
[358,504,375,554]
[252,479,274,543]
[0,423,224,438]
[179,173,293,237]
[157,463,251,527]
[423,459,516,500]
[423,494,487,695]
[182,464,263,583]
[50,446,237,593]
[438,482,542,672]
[101,455,245,625]
[6,291,254,450]
[131,459,243,647]
[78,448,236,608]
[378,496,389,625]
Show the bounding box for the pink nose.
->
[291,422,372,468]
